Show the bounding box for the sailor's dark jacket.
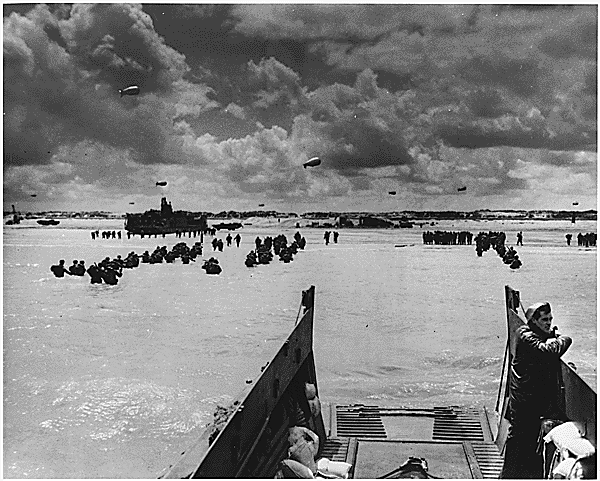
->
[507,324,572,422]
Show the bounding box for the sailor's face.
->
[533,310,553,334]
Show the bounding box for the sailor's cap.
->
[525,302,550,321]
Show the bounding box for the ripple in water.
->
[40,378,218,442]
[423,354,502,370]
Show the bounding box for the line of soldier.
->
[174,230,202,238]
[91,230,122,240]
[51,241,204,285]
[129,230,203,239]
[474,231,504,257]
[474,231,522,269]
[50,252,139,285]
[422,230,473,245]
[91,229,210,240]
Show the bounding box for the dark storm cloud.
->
[225,4,596,155]
[541,150,598,171]
[290,69,420,173]
[230,5,462,41]
[465,88,514,119]
[61,4,188,92]
[3,4,214,168]
[539,23,597,60]
[460,56,541,99]
[144,4,321,93]
[4,4,596,210]
[435,117,590,152]
[324,118,410,171]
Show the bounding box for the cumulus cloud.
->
[3,4,215,169]
[231,4,596,149]
[192,126,305,196]
[434,111,592,151]
[224,103,246,120]
[171,80,220,119]
[59,4,189,91]
[508,158,596,195]
[290,69,421,172]
[231,5,467,41]
[243,57,308,128]
[4,4,596,212]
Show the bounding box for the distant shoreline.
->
[4,209,597,223]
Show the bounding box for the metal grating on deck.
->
[330,404,503,478]
[432,406,485,442]
[335,405,387,438]
[471,442,504,479]
[321,437,350,462]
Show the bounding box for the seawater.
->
[3,219,597,478]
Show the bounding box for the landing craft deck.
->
[160,286,596,479]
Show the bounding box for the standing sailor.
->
[500,302,572,479]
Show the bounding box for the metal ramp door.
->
[322,404,504,479]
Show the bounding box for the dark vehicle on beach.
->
[160,286,596,479]
[37,219,60,226]
[212,222,243,231]
[125,197,207,237]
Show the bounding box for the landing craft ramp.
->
[161,285,595,479]
[321,404,503,478]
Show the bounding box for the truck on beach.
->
[124,197,207,237]
[159,286,596,479]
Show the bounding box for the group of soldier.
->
[140,242,202,265]
[51,240,206,285]
[211,233,242,252]
[246,231,307,267]
[566,232,597,247]
[50,252,140,285]
[323,231,339,245]
[422,230,473,245]
[51,230,309,283]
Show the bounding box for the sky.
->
[3,4,597,213]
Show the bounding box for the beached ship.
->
[125,197,207,237]
[160,286,596,479]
